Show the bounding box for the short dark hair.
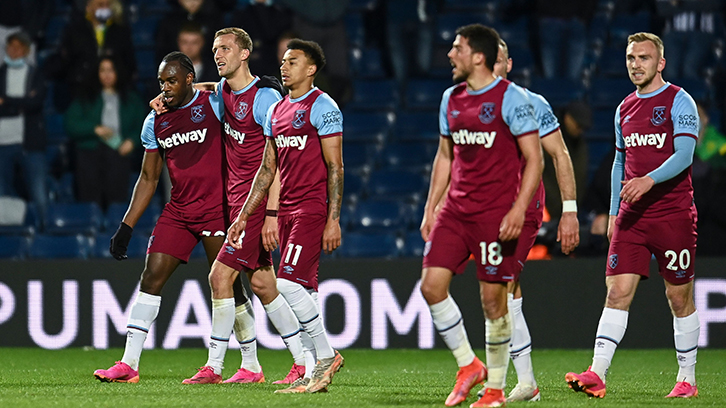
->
[455,24,500,72]
[7,31,32,48]
[287,38,326,75]
[161,51,195,80]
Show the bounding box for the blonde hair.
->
[627,32,664,58]
[215,27,253,52]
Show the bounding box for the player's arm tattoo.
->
[322,136,344,221]
[241,140,278,219]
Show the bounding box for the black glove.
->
[255,75,286,96]
[110,222,133,260]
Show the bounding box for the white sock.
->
[429,295,475,367]
[263,293,305,365]
[121,292,161,371]
[674,311,699,385]
[485,313,512,390]
[302,291,319,378]
[510,296,536,386]
[205,298,235,374]
[233,299,260,372]
[591,307,628,381]
[278,278,335,359]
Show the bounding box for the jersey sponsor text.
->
[451,129,497,147]
[623,132,667,149]
[157,128,208,149]
[275,134,308,150]
[224,121,246,144]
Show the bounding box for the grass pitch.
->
[0,348,723,407]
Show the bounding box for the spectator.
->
[544,100,590,218]
[49,0,136,112]
[535,0,597,80]
[0,31,47,219]
[657,0,724,79]
[279,0,351,105]
[385,0,435,84]
[231,0,292,76]
[64,56,145,210]
[694,102,726,168]
[156,0,224,64]
[177,22,218,83]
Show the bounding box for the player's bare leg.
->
[421,267,486,406]
[566,273,638,398]
[664,280,699,398]
[94,252,181,383]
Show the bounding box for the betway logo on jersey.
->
[451,130,496,147]
[624,132,667,149]
[158,128,207,149]
[275,134,308,150]
[224,122,245,144]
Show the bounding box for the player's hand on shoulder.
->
[110,222,133,260]
[149,93,168,115]
[322,220,341,254]
[255,75,285,96]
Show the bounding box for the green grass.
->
[0,348,723,407]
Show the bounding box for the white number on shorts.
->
[284,243,303,266]
[479,241,503,266]
[665,249,691,271]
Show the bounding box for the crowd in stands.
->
[1,0,725,259]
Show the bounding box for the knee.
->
[479,294,506,320]
[139,270,162,295]
[419,279,446,305]
[605,286,632,310]
[251,280,277,304]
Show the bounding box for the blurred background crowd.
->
[1,0,725,259]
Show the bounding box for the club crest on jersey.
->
[479,103,496,124]
[651,106,667,126]
[191,105,206,123]
[235,101,249,120]
[609,254,618,269]
[292,109,306,129]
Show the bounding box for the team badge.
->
[235,101,249,120]
[191,105,206,123]
[651,106,667,126]
[478,103,496,124]
[292,109,306,129]
[609,254,618,269]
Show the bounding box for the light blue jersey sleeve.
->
[502,83,538,136]
[140,111,158,150]
[610,104,625,215]
[439,86,455,136]
[310,93,343,136]
[214,78,226,98]
[253,87,283,128]
[263,100,282,137]
[671,88,699,137]
[208,90,224,122]
[526,89,560,137]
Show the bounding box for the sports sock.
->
[263,293,305,365]
[673,311,699,385]
[204,298,235,374]
[121,292,161,371]
[485,312,512,390]
[510,295,536,386]
[278,278,335,359]
[429,295,475,367]
[302,290,319,378]
[591,307,628,381]
[233,299,260,372]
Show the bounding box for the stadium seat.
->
[393,110,440,143]
[378,142,433,173]
[45,202,103,235]
[345,13,366,48]
[348,79,399,112]
[496,18,529,51]
[28,234,91,259]
[45,113,67,144]
[0,199,39,236]
[609,12,651,47]
[507,47,536,78]
[344,173,366,205]
[435,13,491,44]
[136,50,158,80]
[44,15,69,48]
[349,47,387,79]
[589,78,634,109]
[190,241,208,259]
[337,231,400,258]
[132,16,160,49]
[344,111,394,144]
[349,199,407,233]
[405,79,451,110]
[104,202,161,234]
[348,0,377,11]
[588,108,616,141]
[529,77,586,109]
[596,46,626,78]
[0,235,30,259]
[675,79,709,103]
[343,144,374,176]
[47,172,75,204]
[401,230,425,257]
[367,169,427,203]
